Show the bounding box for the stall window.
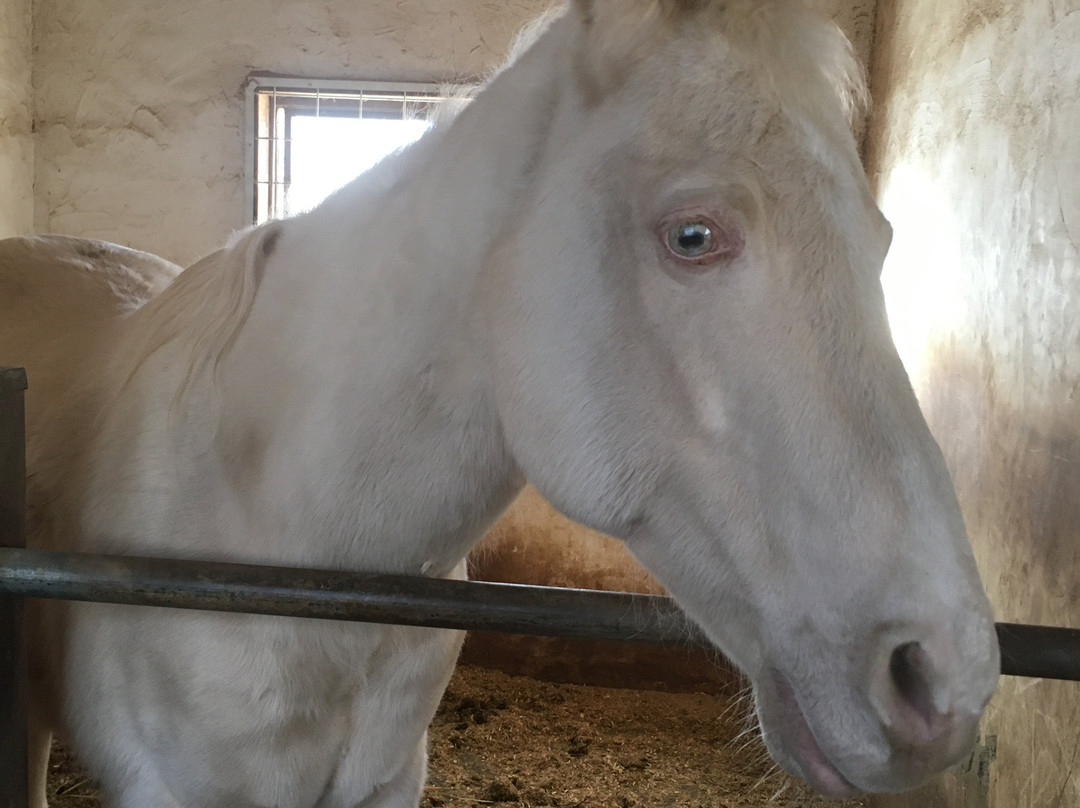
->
[246,77,446,224]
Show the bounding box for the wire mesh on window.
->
[252,84,444,223]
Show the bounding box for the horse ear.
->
[571,0,700,96]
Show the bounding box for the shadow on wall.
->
[916,342,1080,622]
[463,486,741,694]
[872,340,1080,807]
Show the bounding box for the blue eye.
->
[667,222,714,258]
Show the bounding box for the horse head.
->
[484,0,998,796]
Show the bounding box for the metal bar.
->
[0,543,1078,681]
[0,547,699,647]
[995,622,1080,681]
[0,368,28,808]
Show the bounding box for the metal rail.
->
[0,547,696,646]
[0,545,1079,681]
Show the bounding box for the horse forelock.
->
[546,0,864,139]
[715,1,868,135]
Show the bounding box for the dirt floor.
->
[47,665,867,808]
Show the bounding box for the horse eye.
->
[666,222,715,259]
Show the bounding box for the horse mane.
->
[115,223,282,408]
[716,0,868,134]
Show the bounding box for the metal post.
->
[0,368,28,808]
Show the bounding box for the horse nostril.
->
[888,641,944,740]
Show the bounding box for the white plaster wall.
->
[865,1,1080,806]
[31,0,551,264]
[0,0,33,238]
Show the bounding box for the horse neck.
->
[310,15,575,284]
[205,19,579,570]
[282,15,578,432]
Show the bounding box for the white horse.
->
[1,0,999,805]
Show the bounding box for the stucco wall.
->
[0,0,33,238]
[865,1,1080,806]
[31,0,550,265]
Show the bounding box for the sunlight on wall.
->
[285,117,431,215]
[878,159,969,391]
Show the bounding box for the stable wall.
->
[31,0,549,265]
[865,1,1080,805]
[0,0,33,238]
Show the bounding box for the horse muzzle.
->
[755,615,999,797]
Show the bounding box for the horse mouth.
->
[764,672,860,799]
